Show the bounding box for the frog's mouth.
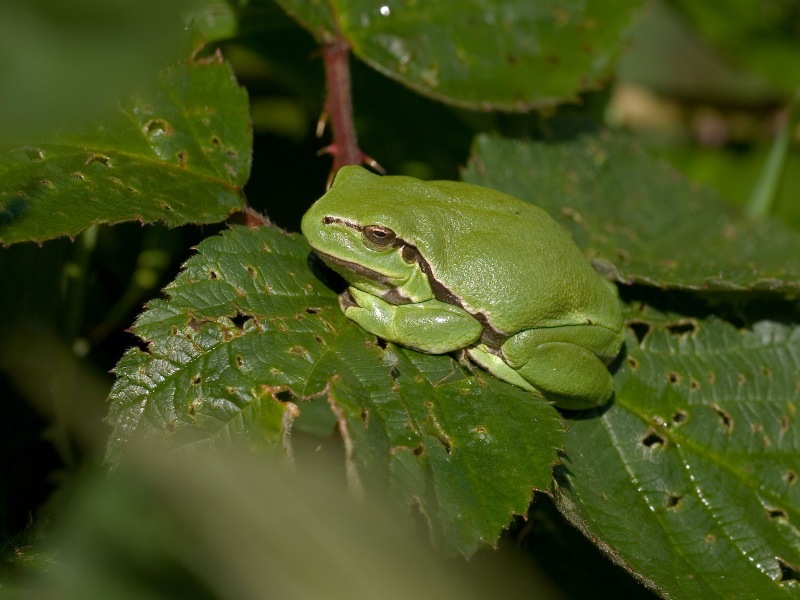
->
[314,250,417,305]
[313,250,392,285]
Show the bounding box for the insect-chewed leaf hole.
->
[665,493,683,510]
[784,470,797,485]
[667,371,681,384]
[314,335,325,345]
[627,321,651,344]
[231,312,251,329]
[666,321,696,336]
[176,150,188,168]
[627,357,639,370]
[689,379,700,391]
[766,507,787,521]
[360,408,369,425]
[640,429,666,449]
[305,306,322,314]
[273,388,294,402]
[777,557,800,583]
[191,375,202,385]
[412,444,425,456]
[208,270,218,279]
[235,355,245,367]
[672,410,688,425]
[711,404,734,433]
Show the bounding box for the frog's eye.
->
[363,225,396,247]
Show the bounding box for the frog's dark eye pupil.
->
[364,225,396,246]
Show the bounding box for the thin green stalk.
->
[745,90,799,218]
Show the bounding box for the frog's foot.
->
[466,345,543,396]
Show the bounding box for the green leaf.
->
[669,0,800,96]
[555,316,800,598]
[277,0,642,110]
[107,225,564,556]
[463,134,800,293]
[0,54,250,245]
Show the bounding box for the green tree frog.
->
[301,166,624,410]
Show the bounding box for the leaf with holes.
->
[107,225,564,556]
[276,0,641,111]
[0,52,250,245]
[463,134,800,293]
[555,316,800,598]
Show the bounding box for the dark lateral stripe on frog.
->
[320,216,508,348]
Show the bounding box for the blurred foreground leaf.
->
[0,0,210,142]
[20,449,494,599]
[0,53,250,244]
[107,225,564,556]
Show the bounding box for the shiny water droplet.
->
[380,5,390,16]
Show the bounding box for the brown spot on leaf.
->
[22,147,44,161]
[85,153,111,167]
[667,371,681,384]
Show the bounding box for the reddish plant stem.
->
[321,40,367,173]
[320,40,383,179]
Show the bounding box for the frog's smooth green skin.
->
[301,166,625,410]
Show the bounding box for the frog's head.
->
[301,166,435,302]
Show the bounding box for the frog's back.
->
[401,179,621,336]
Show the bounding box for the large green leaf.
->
[556,315,800,598]
[107,225,564,556]
[0,54,250,245]
[276,0,642,110]
[463,134,800,293]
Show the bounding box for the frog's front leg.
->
[342,287,483,353]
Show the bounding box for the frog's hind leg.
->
[504,341,615,410]
[466,345,543,395]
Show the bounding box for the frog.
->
[300,165,624,410]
